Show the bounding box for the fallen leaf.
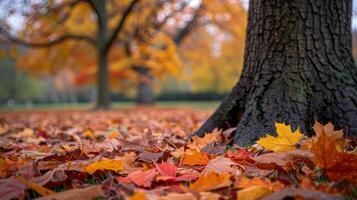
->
[236,177,285,192]
[84,160,124,174]
[202,156,241,175]
[188,129,222,151]
[159,192,220,200]
[17,176,55,197]
[155,162,177,179]
[189,172,232,192]
[182,151,211,166]
[36,185,103,200]
[236,186,271,200]
[0,177,26,200]
[252,149,313,166]
[128,169,158,187]
[260,187,345,200]
[311,126,357,180]
[256,122,303,152]
[129,191,147,200]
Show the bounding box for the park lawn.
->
[0,101,220,112]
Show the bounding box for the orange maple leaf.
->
[182,151,212,166]
[311,124,357,181]
[189,172,232,192]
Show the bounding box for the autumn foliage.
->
[0,108,356,200]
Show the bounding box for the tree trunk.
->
[96,50,110,109]
[195,0,357,146]
[135,66,155,105]
[94,0,110,110]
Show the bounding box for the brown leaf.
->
[202,156,241,175]
[311,126,357,180]
[36,185,103,200]
[261,187,345,200]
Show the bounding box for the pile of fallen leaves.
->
[0,108,356,200]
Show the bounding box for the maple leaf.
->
[188,129,222,151]
[189,172,232,192]
[311,125,357,181]
[182,150,212,166]
[127,169,158,187]
[202,156,241,176]
[236,177,285,192]
[236,186,271,200]
[256,122,303,152]
[155,162,197,182]
[84,160,124,174]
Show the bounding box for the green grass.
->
[0,101,219,112]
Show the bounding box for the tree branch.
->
[0,30,96,47]
[104,0,139,53]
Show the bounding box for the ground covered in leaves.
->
[0,107,356,200]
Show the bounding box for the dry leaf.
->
[159,192,220,200]
[128,169,158,187]
[311,126,357,180]
[84,160,124,174]
[260,187,345,200]
[236,177,284,192]
[188,129,222,151]
[17,176,55,197]
[236,186,271,200]
[256,122,303,152]
[129,191,147,200]
[182,151,211,166]
[36,185,103,200]
[252,149,313,166]
[202,156,241,175]
[189,172,232,192]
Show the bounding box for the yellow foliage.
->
[84,160,124,174]
[256,122,304,152]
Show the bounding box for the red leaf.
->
[155,162,177,177]
[127,169,157,188]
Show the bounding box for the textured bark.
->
[195,0,357,146]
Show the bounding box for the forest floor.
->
[0,107,356,200]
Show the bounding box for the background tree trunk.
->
[96,50,110,109]
[135,66,155,105]
[195,0,357,146]
[94,0,110,109]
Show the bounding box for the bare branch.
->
[104,0,140,53]
[0,30,96,47]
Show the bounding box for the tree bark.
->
[96,50,110,109]
[135,66,155,105]
[195,0,357,146]
[94,0,110,110]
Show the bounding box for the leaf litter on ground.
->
[0,108,356,199]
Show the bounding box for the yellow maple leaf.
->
[256,122,303,152]
[189,172,232,192]
[84,160,123,174]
